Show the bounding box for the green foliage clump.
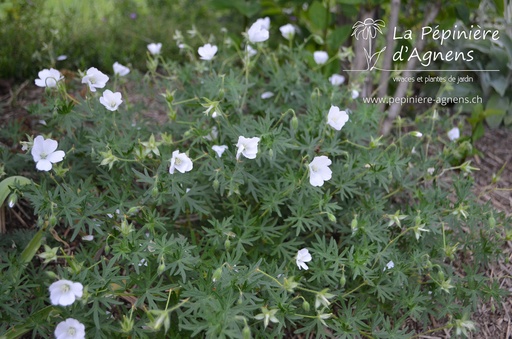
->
[0,22,510,339]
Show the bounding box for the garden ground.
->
[1,78,511,338]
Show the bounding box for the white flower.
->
[35,68,63,88]
[296,248,312,270]
[327,105,349,131]
[254,17,270,30]
[410,131,423,138]
[427,167,435,175]
[384,260,394,271]
[235,136,260,160]
[254,306,279,329]
[147,42,162,55]
[315,289,335,309]
[49,279,83,306]
[261,91,274,99]
[212,111,219,118]
[329,74,345,86]
[247,21,269,43]
[99,90,123,111]
[279,24,296,40]
[82,235,94,241]
[313,51,328,65]
[54,318,85,339]
[57,55,68,61]
[169,150,193,174]
[113,62,130,76]
[447,127,460,141]
[351,89,359,99]
[31,135,65,171]
[81,67,109,92]
[245,45,257,57]
[204,126,218,141]
[308,156,332,187]
[212,145,228,158]
[198,43,218,60]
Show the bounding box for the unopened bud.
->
[340,272,346,287]
[212,267,223,282]
[242,325,251,339]
[327,213,336,222]
[7,193,17,208]
[290,115,298,130]
[224,239,231,249]
[213,179,219,191]
[157,260,166,275]
[489,215,496,229]
[302,300,310,312]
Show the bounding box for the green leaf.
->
[489,76,508,97]
[0,176,31,207]
[308,1,330,32]
[484,94,509,128]
[327,25,352,51]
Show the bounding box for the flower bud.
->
[302,300,310,312]
[151,185,159,197]
[351,215,358,232]
[157,260,166,275]
[7,193,17,208]
[212,267,223,282]
[242,325,251,339]
[268,149,273,158]
[48,214,58,227]
[340,272,346,287]
[290,115,298,130]
[327,213,336,222]
[213,179,219,191]
[120,315,134,333]
[224,239,231,250]
[489,215,496,229]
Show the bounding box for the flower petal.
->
[36,159,52,171]
[46,150,65,163]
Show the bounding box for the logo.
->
[351,18,386,71]
[347,18,500,73]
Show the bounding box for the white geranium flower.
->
[113,62,130,76]
[261,91,274,99]
[49,279,83,306]
[279,24,296,40]
[82,235,94,241]
[245,45,257,57]
[34,68,63,88]
[247,21,269,43]
[309,156,332,187]
[147,42,162,55]
[329,74,345,86]
[54,318,85,339]
[169,150,193,174]
[81,67,109,92]
[254,17,270,30]
[313,51,328,65]
[31,135,65,171]
[296,248,312,270]
[198,43,218,60]
[99,90,123,111]
[212,145,228,158]
[447,127,460,141]
[327,105,349,131]
[384,260,394,271]
[235,136,260,160]
[351,89,359,99]
[204,126,218,141]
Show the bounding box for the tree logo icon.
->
[351,18,387,70]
